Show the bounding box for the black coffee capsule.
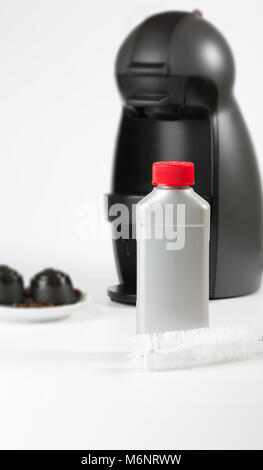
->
[30,268,79,305]
[0,265,24,305]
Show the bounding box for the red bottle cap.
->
[152,161,195,187]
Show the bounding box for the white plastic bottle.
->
[136,161,210,334]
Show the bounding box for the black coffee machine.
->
[106,10,263,304]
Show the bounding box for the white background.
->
[0,0,262,450]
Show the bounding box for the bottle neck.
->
[155,185,192,190]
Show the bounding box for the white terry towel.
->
[129,326,263,371]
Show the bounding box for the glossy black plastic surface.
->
[106,11,263,303]
[0,265,24,305]
[30,269,78,305]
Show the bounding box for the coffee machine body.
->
[106,11,263,304]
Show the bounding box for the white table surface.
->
[0,273,262,450]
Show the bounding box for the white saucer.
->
[0,293,92,323]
